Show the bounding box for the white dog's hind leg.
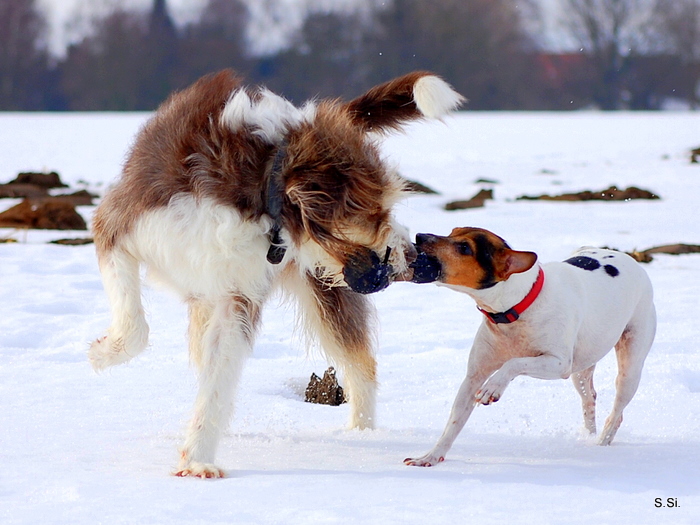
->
[571,365,597,435]
[599,304,656,446]
[89,249,149,371]
[176,295,260,478]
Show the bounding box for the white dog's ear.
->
[496,250,538,280]
[344,71,464,133]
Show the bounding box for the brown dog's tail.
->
[344,71,465,134]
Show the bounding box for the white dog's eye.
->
[457,242,472,256]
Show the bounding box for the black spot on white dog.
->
[565,256,601,271]
[604,264,620,277]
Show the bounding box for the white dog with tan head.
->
[404,227,656,467]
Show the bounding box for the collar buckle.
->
[480,308,520,324]
[478,267,545,324]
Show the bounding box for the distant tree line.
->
[2,0,700,111]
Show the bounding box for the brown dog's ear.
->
[495,250,538,281]
[344,71,464,134]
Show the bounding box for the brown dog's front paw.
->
[173,461,226,479]
[403,455,444,467]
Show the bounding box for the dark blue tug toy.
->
[343,247,395,295]
[342,242,442,294]
[408,246,442,284]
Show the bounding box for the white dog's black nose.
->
[415,233,437,247]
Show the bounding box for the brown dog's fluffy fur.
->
[89,69,463,477]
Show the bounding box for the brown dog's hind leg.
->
[176,294,262,478]
[288,272,378,429]
[187,297,213,372]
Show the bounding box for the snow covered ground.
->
[1,111,699,524]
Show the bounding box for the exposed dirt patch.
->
[517,185,659,201]
[691,147,700,163]
[624,244,700,263]
[0,184,49,199]
[8,171,68,188]
[445,188,493,210]
[402,178,439,194]
[0,199,87,230]
[46,190,97,206]
[0,172,97,234]
[50,238,94,246]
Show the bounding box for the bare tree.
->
[364,0,543,109]
[652,0,700,106]
[143,0,179,104]
[562,0,650,109]
[60,8,151,110]
[60,0,183,110]
[0,0,50,109]
[177,0,249,86]
[257,9,374,102]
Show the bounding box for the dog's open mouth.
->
[342,247,395,294]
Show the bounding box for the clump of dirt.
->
[48,190,97,206]
[445,188,493,210]
[402,178,439,194]
[0,171,98,234]
[304,367,346,406]
[2,171,96,204]
[0,184,49,199]
[0,199,87,230]
[691,147,700,163]
[8,171,68,188]
[50,238,94,246]
[517,185,659,201]
[625,244,700,263]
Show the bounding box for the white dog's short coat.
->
[404,227,656,467]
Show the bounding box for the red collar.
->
[478,267,545,324]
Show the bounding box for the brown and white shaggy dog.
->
[89,69,463,478]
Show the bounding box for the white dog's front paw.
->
[475,372,509,405]
[404,453,445,468]
[174,461,226,479]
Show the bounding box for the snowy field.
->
[1,111,699,524]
